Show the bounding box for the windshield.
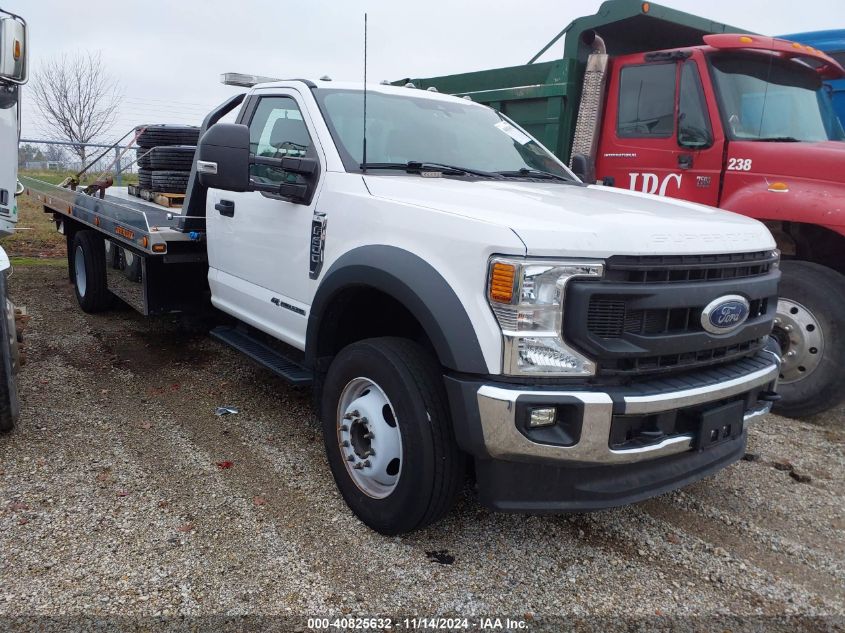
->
[315,88,575,179]
[709,52,845,142]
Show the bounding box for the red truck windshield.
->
[709,52,845,142]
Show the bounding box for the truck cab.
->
[593,35,845,417]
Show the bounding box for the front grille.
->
[564,252,780,378]
[599,337,766,376]
[588,297,770,339]
[604,251,777,284]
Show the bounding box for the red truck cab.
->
[595,35,845,417]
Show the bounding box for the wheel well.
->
[313,286,435,366]
[764,221,845,275]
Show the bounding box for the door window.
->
[678,61,713,148]
[248,96,314,186]
[617,63,676,138]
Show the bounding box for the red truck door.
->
[596,53,725,206]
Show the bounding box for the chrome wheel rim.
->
[336,377,402,499]
[74,245,87,297]
[774,298,824,384]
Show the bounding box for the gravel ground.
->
[0,263,843,632]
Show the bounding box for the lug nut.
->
[363,432,374,440]
[362,460,371,468]
[364,449,375,457]
[341,440,350,448]
[340,424,349,432]
[353,462,364,470]
[346,454,355,462]
[786,351,797,358]
[784,325,793,333]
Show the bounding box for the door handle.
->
[678,154,694,170]
[215,200,235,217]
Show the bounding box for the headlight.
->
[487,257,603,376]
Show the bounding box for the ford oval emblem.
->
[701,295,751,334]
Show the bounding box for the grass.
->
[2,192,65,259]
[21,168,139,186]
[10,256,66,267]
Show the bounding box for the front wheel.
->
[320,337,464,534]
[772,261,845,419]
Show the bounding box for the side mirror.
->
[196,122,321,203]
[570,153,593,183]
[0,14,27,84]
[196,123,251,192]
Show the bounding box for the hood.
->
[363,175,774,257]
[730,140,845,184]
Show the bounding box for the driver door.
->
[596,56,725,206]
[206,90,325,349]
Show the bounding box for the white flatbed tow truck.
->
[24,73,783,534]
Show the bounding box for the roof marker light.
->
[642,2,650,13]
[220,73,283,87]
[739,36,754,44]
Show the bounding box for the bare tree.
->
[31,51,121,163]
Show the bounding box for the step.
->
[210,326,313,386]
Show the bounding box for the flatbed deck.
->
[21,176,201,258]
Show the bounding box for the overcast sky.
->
[9,0,844,142]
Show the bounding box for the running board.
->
[210,326,313,386]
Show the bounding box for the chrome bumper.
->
[476,362,779,465]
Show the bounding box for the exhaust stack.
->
[569,30,609,183]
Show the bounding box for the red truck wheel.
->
[772,261,845,419]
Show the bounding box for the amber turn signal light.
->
[489,262,516,303]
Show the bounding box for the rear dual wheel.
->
[321,338,464,535]
[71,231,113,313]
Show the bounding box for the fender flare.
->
[306,245,488,374]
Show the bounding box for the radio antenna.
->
[362,13,368,172]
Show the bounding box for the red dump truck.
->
[401,0,845,418]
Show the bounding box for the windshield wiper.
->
[360,161,501,178]
[494,168,573,182]
[754,137,801,142]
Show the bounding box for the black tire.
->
[151,170,189,193]
[772,261,845,418]
[138,145,196,171]
[120,247,142,283]
[321,337,464,534]
[136,124,200,148]
[0,271,19,433]
[137,169,152,189]
[71,231,112,313]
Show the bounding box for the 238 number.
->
[727,157,753,171]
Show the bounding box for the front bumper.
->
[444,345,780,512]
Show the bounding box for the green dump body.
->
[396,0,748,163]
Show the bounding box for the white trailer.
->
[0,8,26,432]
